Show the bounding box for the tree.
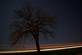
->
[9,4,56,54]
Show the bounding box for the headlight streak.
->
[0,46,82,54]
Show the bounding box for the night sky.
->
[0,0,81,50]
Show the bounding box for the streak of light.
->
[0,46,82,54]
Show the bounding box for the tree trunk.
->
[33,32,40,54]
[35,36,40,54]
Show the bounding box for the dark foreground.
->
[1,47,82,55]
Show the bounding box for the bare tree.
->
[9,4,56,54]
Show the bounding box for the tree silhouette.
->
[9,4,56,54]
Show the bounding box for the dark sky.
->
[0,0,81,49]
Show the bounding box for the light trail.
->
[0,45,82,54]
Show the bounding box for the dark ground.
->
[1,47,82,55]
